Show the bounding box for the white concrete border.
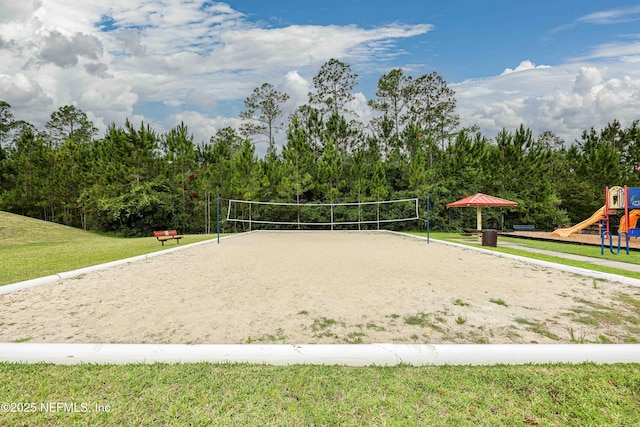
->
[0,343,638,365]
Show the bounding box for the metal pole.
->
[427,195,430,244]
[217,194,221,244]
[206,192,211,235]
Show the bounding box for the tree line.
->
[1,59,640,236]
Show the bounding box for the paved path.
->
[495,241,640,273]
[450,237,640,273]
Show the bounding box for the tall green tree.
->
[282,117,315,201]
[0,125,52,218]
[347,147,369,203]
[92,120,161,186]
[30,106,97,225]
[290,105,325,155]
[484,125,564,229]
[345,147,370,229]
[368,69,412,140]
[281,116,315,225]
[239,83,290,155]
[0,101,16,148]
[0,101,15,195]
[45,105,97,146]
[309,59,361,152]
[230,139,260,229]
[401,121,432,159]
[406,72,459,149]
[323,112,353,153]
[162,122,196,212]
[370,160,388,229]
[436,131,490,229]
[575,126,624,193]
[201,127,243,198]
[52,137,93,226]
[309,58,358,118]
[258,150,283,201]
[317,138,344,229]
[408,148,428,193]
[79,120,167,233]
[370,114,397,158]
[197,127,243,233]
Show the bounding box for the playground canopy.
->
[446,193,519,231]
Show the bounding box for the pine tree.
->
[239,83,290,155]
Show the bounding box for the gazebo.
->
[446,193,519,232]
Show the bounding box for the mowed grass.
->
[1,216,639,424]
[412,231,640,280]
[0,211,217,286]
[1,363,639,426]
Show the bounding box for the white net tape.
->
[226,198,419,228]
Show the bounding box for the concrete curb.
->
[1,343,639,365]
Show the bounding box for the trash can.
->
[482,229,498,247]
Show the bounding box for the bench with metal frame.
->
[153,230,184,245]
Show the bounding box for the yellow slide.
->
[552,206,606,237]
[618,210,640,233]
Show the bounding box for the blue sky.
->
[1,0,639,153]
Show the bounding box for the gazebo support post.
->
[477,206,482,237]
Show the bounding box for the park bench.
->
[627,228,640,237]
[513,224,536,232]
[461,228,483,236]
[153,230,184,245]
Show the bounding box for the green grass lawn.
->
[412,231,640,280]
[1,214,639,425]
[0,211,218,286]
[1,363,639,426]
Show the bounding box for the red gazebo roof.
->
[446,193,519,208]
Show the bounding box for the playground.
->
[546,186,640,254]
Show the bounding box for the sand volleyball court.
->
[1,231,639,344]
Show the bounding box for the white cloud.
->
[0,72,51,106]
[456,61,640,144]
[39,31,103,67]
[277,70,311,113]
[552,5,640,32]
[84,62,112,78]
[501,60,551,75]
[0,0,41,24]
[577,5,640,25]
[0,0,432,142]
[114,29,146,57]
[575,39,640,61]
[1,0,639,153]
[573,66,603,95]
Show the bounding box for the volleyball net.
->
[226,198,420,230]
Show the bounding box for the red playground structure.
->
[552,186,640,255]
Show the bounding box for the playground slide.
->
[618,210,640,233]
[552,206,606,237]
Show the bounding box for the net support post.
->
[426,195,430,244]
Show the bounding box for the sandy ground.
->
[1,231,639,345]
